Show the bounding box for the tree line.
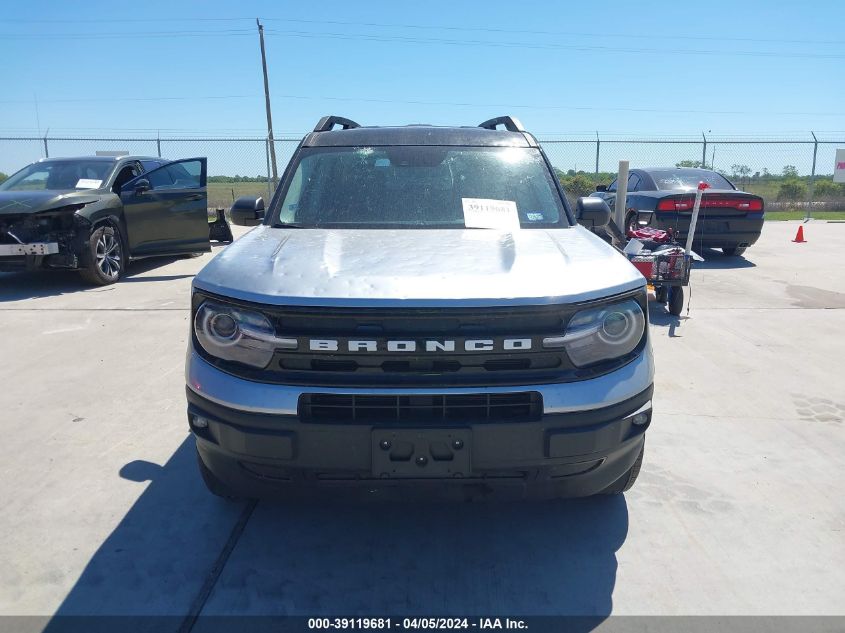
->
[207,175,267,183]
[2,168,842,203]
[555,163,845,202]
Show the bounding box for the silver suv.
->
[186,116,654,500]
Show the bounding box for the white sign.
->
[461,198,520,230]
[834,149,845,183]
[75,179,102,189]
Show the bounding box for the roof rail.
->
[478,116,525,133]
[313,116,361,132]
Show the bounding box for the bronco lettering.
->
[306,338,534,352]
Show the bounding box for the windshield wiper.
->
[272,222,311,229]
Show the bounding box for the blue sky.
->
[0,0,843,175]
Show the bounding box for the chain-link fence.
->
[1,133,843,214]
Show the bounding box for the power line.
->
[0,29,254,39]
[0,17,252,23]
[261,29,845,60]
[266,93,845,117]
[0,95,260,104]
[2,15,841,45]
[0,26,841,60]
[260,17,845,46]
[1,91,840,117]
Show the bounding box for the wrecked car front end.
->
[0,193,102,272]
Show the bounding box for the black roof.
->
[303,116,538,148]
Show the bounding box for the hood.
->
[0,189,104,216]
[194,225,645,307]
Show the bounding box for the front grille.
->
[279,353,561,376]
[193,291,647,387]
[263,303,575,386]
[299,392,543,424]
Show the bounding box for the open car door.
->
[120,158,210,257]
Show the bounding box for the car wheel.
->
[668,286,684,316]
[601,442,644,494]
[655,286,668,303]
[625,211,638,235]
[722,246,746,257]
[79,225,124,286]
[196,450,243,500]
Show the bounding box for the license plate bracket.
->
[372,428,471,479]
[0,242,59,256]
[702,221,730,234]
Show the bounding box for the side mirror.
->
[595,184,608,192]
[575,197,611,228]
[133,179,150,195]
[230,196,265,226]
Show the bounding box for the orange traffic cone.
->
[793,225,806,243]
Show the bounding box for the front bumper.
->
[186,348,654,498]
[0,242,59,256]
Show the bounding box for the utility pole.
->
[257,18,278,185]
[807,131,818,221]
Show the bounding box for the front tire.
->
[625,211,638,235]
[197,450,243,500]
[722,246,747,257]
[668,286,684,316]
[601,443,644,495]
[79,225,124,285]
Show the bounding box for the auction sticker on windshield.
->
[462,198,519,230]
[75,179,102,189]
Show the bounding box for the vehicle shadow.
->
[42,439,246,632]
[208,494,628,620]
[0,269,91,302]
[0,260,188,302]
[0,248,224,302]
[44,437,628,631]
[120,257,195,283]
[689,248,756,269]
[648,301,687,338]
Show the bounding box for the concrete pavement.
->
[0,221,843,623]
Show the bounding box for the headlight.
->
[542,298,645,367]
[194,300,295,369]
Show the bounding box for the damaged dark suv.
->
[0,155,213,285]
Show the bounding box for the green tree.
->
[813,179,844,199]
[730,164,751,179]
[676,160,703,168]
[730,164,752,189]
[782,165,799,178]
[559,173,596,198]
[777,179,806,201]
[0,172,7,184]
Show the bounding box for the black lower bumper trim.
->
[186,385,652,499]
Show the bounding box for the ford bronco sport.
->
[186,116,654,499]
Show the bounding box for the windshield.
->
[650,169,735,191]
[271,146,569,228]
[0,160,114,192]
